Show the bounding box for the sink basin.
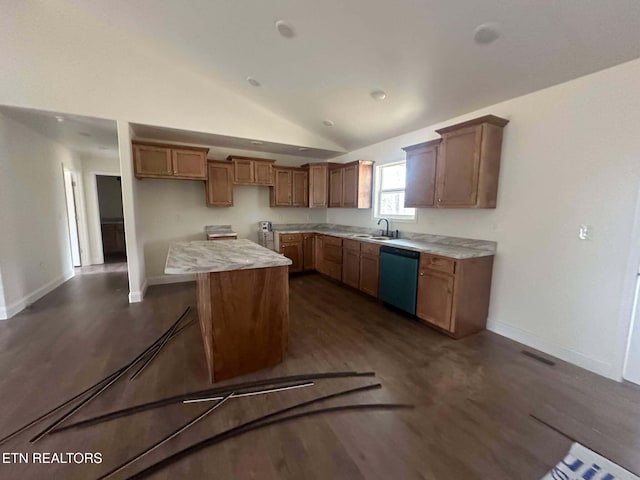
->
[351,234,372,238]
[369,236,391,240]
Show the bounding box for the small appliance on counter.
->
[259,221,272,232]
[257,220,274,250]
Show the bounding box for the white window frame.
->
[373,161,416,223]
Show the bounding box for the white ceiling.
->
[0,105,118,157]
[66,0,640,151]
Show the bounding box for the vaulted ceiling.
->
[6,0,640,151]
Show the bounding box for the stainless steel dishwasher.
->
[378,246,420,315]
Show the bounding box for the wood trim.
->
[402,138,442,153]
[435,115,509,134]
[226,155,276,164]
[132,141,209,153]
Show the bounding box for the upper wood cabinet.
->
[133,142,208,180]
[227,156,275,186]
[435,115,508,208]
[328,160,373,208]
[402,115,508,209]
[329,168,343,207]
[270,167,308,207]
[403,139,440,208]
[206,161,234,207]
[304,163,329,208]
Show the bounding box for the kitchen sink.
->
[351,234,372,238]
[369,236,391,240]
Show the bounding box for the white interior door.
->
[624,272,640,385]
[63,169,81,267]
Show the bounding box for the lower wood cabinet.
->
[303,234,315,271]
[359,243,380,297]
[315,234,342,281]
[341,239,361,289]
[279,233,303,273]
[416,253,494,338]
[101,222,126,254]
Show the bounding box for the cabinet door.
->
[281,242,303,273]
[233,159,255,184]
[314,235,326,274]
[416,269,454,331]
[341,165,358,208]
[303,234,315,271]
[134,145,172,178]
[292,171,308,207]
[206,162,234,207]
[172,149,207,179]
[359,253,379,297]
[254,162,273,185]
[329,168,343,207]
[342,249,360,288]
[405,145,437,207]
[436,125,483,207]
[274,169,293,206]
[308,165,328,208]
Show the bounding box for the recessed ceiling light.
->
[251,140,263,145]
[474,23,500,45]
[275,20,295,39]
[55,115,65,123]
[322,120,334,127]
[246,76,261,87]
[78,132,91,137]
[298,147,308,152]
[370,90,387,100]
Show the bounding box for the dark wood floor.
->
[1,269,639,479]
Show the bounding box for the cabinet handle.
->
[419,272,424,276]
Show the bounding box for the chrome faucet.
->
[377,218,390,237]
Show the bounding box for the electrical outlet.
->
[578,224,593,240]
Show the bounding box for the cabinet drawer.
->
[342,239,361,252]
[322,235,342,247]
[421,254,456,274]
[360,242,380,256]
[280,233,302,243]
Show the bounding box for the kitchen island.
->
[165,239,292,383]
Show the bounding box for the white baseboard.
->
[147,274,196,286]
[488,319,614,379]
[128,279,148,303]
[0,269,75,320]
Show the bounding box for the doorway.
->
[62,168,81,267]
[96,175,127,264]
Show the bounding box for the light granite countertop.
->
[165,239,292,274]
[272,224,495,260]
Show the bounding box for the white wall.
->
[139,148,327,283]
[80,153,122,264]
[327,58,640,380]
[0,112,82,318]
[117,122,146,302]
